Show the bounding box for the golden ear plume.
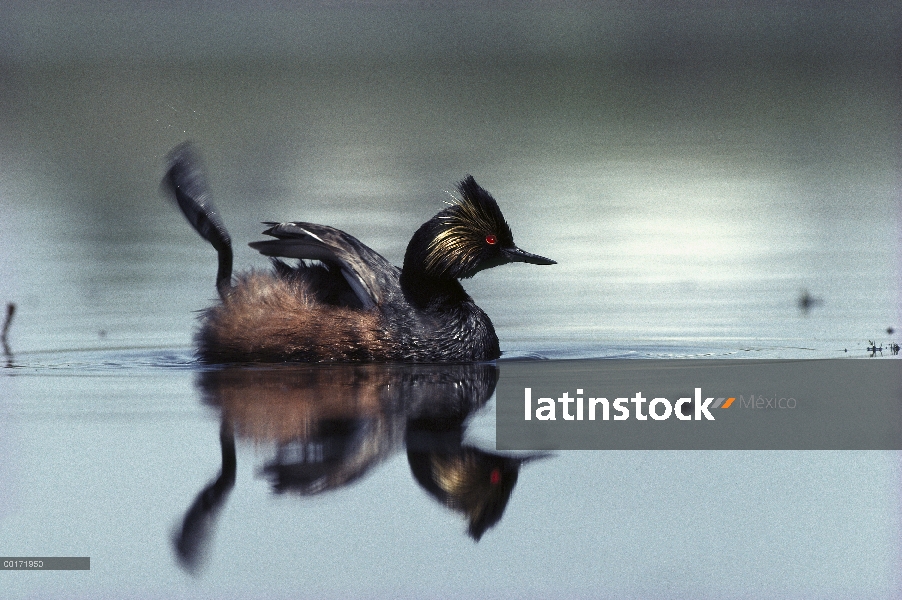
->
[424,179,509,277]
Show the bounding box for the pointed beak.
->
[502,246,556,266]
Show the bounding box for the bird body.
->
[164,144,554,363]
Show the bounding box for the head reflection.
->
[175,362,543,573]
[406,422,541,541]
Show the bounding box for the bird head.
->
[404,176,555,280]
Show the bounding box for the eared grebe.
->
[163,143,554,362]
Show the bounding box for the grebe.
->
[163,143,554,362]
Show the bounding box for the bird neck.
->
[399,269,470,309]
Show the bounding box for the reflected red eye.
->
[490,468,501,485]
[485,234,497,245]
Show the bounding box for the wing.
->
[249,222,400,310]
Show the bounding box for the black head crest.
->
[422,176,514,278]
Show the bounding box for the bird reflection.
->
[406,421,545,541]
[173,420,236,574]
[174,362,542,573]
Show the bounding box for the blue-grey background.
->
[1,2,900,598]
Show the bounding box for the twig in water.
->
[2,302,15,356]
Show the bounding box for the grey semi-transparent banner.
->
[0,557,90,570]
[495,359,902,450]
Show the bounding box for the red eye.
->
[485,234,497,245]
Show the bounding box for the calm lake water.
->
[1,5,900,599]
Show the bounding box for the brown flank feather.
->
[197,272,392,362]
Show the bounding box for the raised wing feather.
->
[163,143,234,299]
[249,222,400,310]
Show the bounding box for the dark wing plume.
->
[249,223,400,310]
[163,143,234,299]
